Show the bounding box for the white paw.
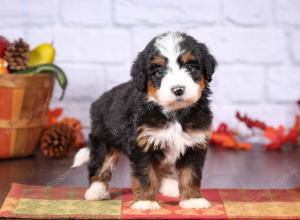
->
[131,200,161,210]
[159,178,179,197]
[84,182,110,200]
[179,198,211,209]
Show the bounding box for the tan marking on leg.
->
[157,163,174,179]
[178,167,201,200]
[91,149,119,184]
[132,165,160,201]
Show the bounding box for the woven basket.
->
[0,74,54,159]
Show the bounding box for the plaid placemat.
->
[1,183,300,219]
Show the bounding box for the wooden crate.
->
[0,74,54,159]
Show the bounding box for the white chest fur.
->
[137,121,210,164]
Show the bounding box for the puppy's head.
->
[131,32,217,111]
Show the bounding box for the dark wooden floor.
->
[1,145,300,206]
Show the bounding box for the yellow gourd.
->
[28,43,55,67]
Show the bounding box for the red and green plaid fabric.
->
[1,183,300,219]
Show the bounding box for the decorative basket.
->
[0,73,54,159]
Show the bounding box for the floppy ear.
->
[202,54,217,82]
[131,51,147,91]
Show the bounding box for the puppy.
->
[73,32,217,210]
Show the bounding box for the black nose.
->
[171,85,185,96]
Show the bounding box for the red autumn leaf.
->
[286,127,298,145]
[286,115,300,145]
[236,111,266,130]
[211,123,252,150]
[211,132,252,150]
[216,122,231,134]
[237,142,252,150]
[263,126,286,150]
[47,107,63,127]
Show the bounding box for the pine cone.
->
[4,38,30,71]
[61,117,85,148]
[41,123,76,158]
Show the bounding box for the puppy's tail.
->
[71,147,90,168]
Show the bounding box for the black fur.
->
[87,32,217,201]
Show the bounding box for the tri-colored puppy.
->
[73,32,217,210]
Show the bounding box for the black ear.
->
[202,54,217,82]
[131,51,147,91]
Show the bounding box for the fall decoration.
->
[0,74,55,159]
[14,64,67,100]
[46,107,86,151]
[0,36,9,58]
[211,99,300,151]
[61,117,85,148]
[210,123,252,150]
[28,43,55,67]
[4,38,30,71]
[0,58,8,74]
[0,35,67,99]
[236,110,300,151]
[47,107,63,127]
[40,123,76,158]
[236,112,266,130]
[0,35,68,159]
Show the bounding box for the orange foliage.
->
[212,99,300,151]
[210,123,252,150]
[47,107,63,127]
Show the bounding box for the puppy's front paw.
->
[179,198,211,209]
[84,182,110,200]
[159,178,179,197]
[131,200,161,210]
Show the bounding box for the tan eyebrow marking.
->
[180,51,195,64]
[151,55,166,66]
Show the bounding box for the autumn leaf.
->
[236,111,266,130]
[263,126,286,150]
[211,123,252,150]
[47,107,63,127]
[237,142,252,150]
[286,127,298,145]
[286,115,300,145]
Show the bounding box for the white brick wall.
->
[1,0,299,129]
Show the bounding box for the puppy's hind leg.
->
[85,134,119,201]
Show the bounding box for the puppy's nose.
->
[171,85,185,96]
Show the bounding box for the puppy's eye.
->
[154,68,165,77]
[186,64,195,72]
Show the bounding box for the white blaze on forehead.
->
[154,32,184,64]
